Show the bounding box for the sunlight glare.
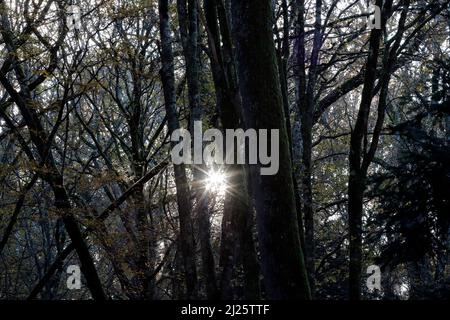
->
[205,170,227,194]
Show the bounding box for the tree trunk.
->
[230,0,310,299]
[178,0,219,300]
[348,0,400,300]
[277,0,306,256]
[203,0,260,300]
[293,0,322,295]
[158,0,198,299]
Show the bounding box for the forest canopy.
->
[0,0,449,301]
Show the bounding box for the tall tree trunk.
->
[158,0,198,299]
[203,0,260,300]
[129,67,155,299]
[277,0,306,255]
[293,0,322,295]
[348,2,383,300]
[178,0,218,300]
[348,0,401,300]
[196,188,218,299]
[230,0,310,299]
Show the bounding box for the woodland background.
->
[0,0,449,300]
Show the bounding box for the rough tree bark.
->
[230,0,310,299]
